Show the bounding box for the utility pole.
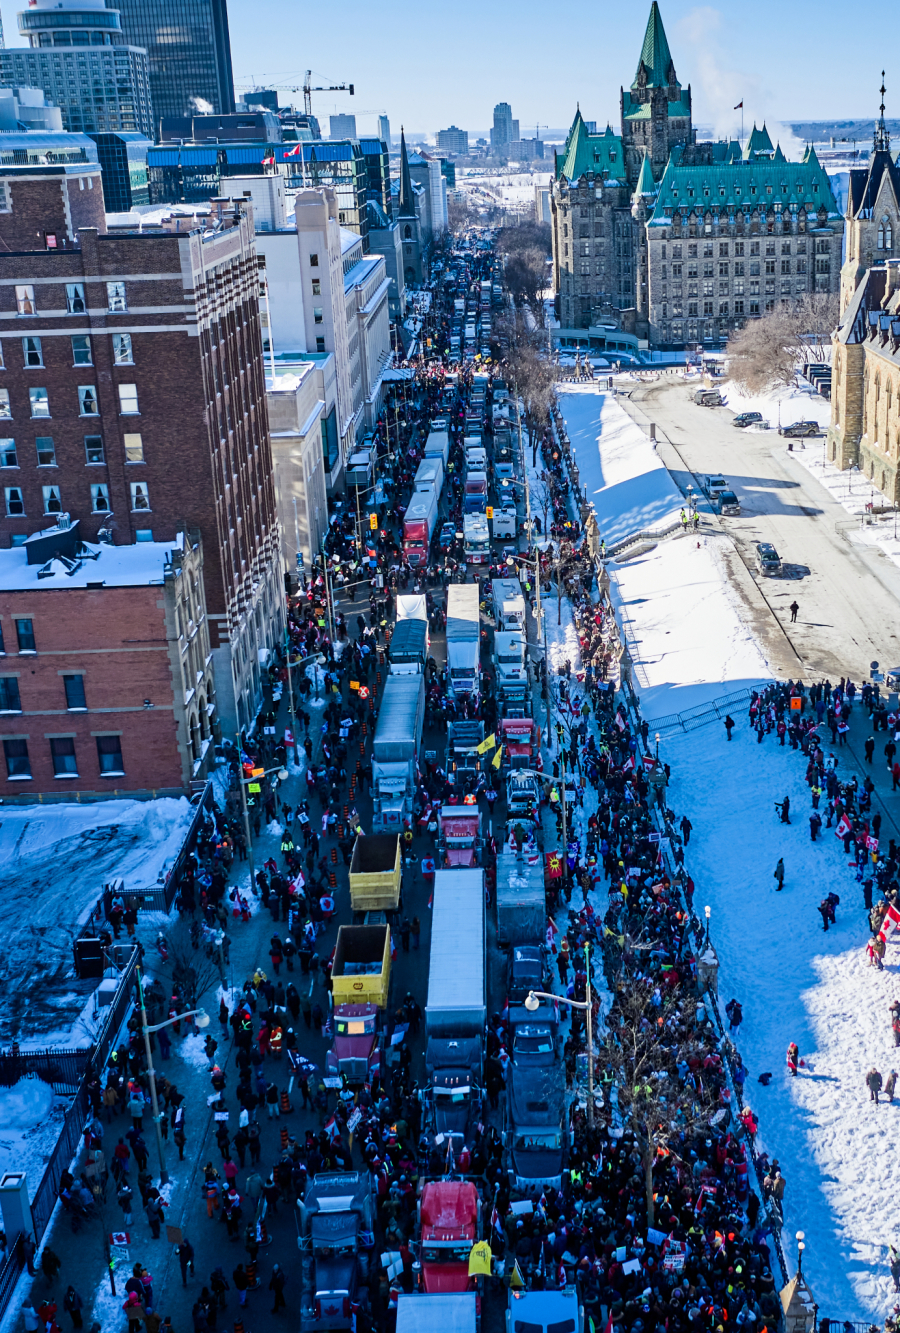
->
[137,968,168,1185]
[284,630,297,766]
[236,731,256,896]
[585,941,594,1129]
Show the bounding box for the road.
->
[628,380,900,684]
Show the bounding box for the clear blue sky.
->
[0,0,893,143]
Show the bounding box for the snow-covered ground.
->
[667,721,900,1321]
[784,440,900,574]
[609,535,772,716]
[0,1080,70,1200]
[720,378,832,430]
[558,386,683,545]
[0,797,194,1045]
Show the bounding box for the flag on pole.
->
[835,814,852,839]
[261,154,276,166]
[492,746,503,769]
[734,100,743,109]
[323,1114,340,1143]
[468,1241,493,1276]
[285,143,302,156]
[476,732,496,755]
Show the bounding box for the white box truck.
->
[446,584,481,699]
[426,869,485,1038]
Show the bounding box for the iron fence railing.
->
[0,1048,88,1094]
[645,686,759,736]
[29,1081,90,1243]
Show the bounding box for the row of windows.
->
[0,433,143,468]
[3,734,123,780]
[11,333,133,369]
[667,240,810,259]
[0,670,85,711]
[4,479,149,516]
[15,282,128,317]
[0,381,139,419]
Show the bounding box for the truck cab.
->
[326,1003,381,1084]
[499,716,537,768]
[464,472,488,514]
[418,1180,480,1294]
[298,1172,375,1332]
[506,770,541,816]
[438,804,482,867]
[491,506,517,540]
[424,1036,482,1150]
[506,1065,566,1192]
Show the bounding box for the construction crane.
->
[297,70,354,117]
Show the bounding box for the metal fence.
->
[0,1237,26,1320]
[645,686,759,736]
[92,947,139,1072]
[0,1048,88,1094]
[136,780,214,912]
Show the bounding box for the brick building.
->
[0,185,282,734]
[0,520,212,798]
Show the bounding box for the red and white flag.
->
[622,755,635,774]
[285,143,302,157]
[642,755,656,770]
[835,814,851,839]
[879,903,900,943]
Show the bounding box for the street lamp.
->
[236,743,289,899]
[138,967,210,1185]
[655,732,660,760]
[704,904,711,947]
[524,942,595,1127]
[796,1231,806,1279]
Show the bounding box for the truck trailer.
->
[426,869,485,1038]
[446,585,480,701]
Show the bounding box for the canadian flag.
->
[835,814,852,839]
[622,755,635,773]
[879,903,900,943]
[642,755,656,770]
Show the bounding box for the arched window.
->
[404,224,412,239]
[879,216,893,250]
[888,380,893,415]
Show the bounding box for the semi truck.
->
[437,805,481,868]
[389,618,428,675]
[372,674,425,830]
[462,512,490,565]
[424,1037,483,1149]
[494,632,528,705]
[348,834,401,915]
[506,1064,566,1192]
[397,1295,477,1333]
[499,716,538,769]
[297,1172,375,1332]
[403,485,439,566]
[414,456,444,496]
[495,850,545,948]
[446,585,480,701]
[418,1181,481,1293]
[463,472,488,514]
[491,578,525,633]
[328,922,393,1084]
[425,430,450,468]
[426,869,486,1039]
[447,719,484,792]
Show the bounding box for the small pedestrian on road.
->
[724,714,735,740]
[774,857,785,891]
[269,1263,287,1314]
[63,1287,84,1330]
[867,1067,883,1104]
[789,601,799,623]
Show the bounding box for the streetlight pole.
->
[137,969,210,1185]
[235,744,288,897]
[525,985,594,1128]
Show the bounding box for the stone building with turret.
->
[550,2,844,353]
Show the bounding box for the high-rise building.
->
[491,103,518,154]
[88,132,152,211]
[436,126,468,156]
[329,113,357,140]
[112,0,236,125]
[377,115,391,148]
[0,187,282,733]
[0,0,154,137]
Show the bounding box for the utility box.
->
[0,1173,33,1244]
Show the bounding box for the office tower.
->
[329,113,357,140]
[0,0,153,136]
[112,0,236,124]
[377,115,391,148]
[436,126,468,156]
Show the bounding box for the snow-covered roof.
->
[0,537,182,591]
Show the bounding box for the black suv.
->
[733,411,764,427]
[780,420,819,438]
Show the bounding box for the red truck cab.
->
[326,1003,381,1084]
[419,1180,479,1293]
[438,806,481,867]
[500,717,538,769]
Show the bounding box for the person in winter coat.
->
[232,1265,249,1307]
[776,796,791,824]
[724,999,743,1032]
[268,1263,287,1313]
[176,1240,195,1287]
[885,1070,899,1103]
[786,1042,799,1076]
[724,715,735,740]
[774,858,785,891]
[145,1194,164,1237]
[63,1288,83,1330]
[867,1067,883,1104]
[810,812,822,841]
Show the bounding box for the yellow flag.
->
[509,1260,525,1289]
[476,732,496,755]
[492,746,503,769]
[468,1241,493,1277]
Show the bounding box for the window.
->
[15,286,35,316]
[734,298,744,314]
[91,482,110,511]
[123,433,143,463]
[71,335,92,366]
[313,307,324,325]
[42,485,61,514]
[135,530,153,542]
[96,734,124,776]
[84,435,104,464]
[106,282,127,312]
[50,737,77,776]
[36,437,56,466]
[311,280,321,296]
[315,336,325,353]
[0,440,16,468]
[5,487,23,515]
[23,337,42,367]
[78,386,98,416]
[118,383,139,414]
[3,738,30,778]
[63,674,86,709]
[15,619,34,652]
[65,283,86,314]
[0,392,10,422]
[29,388,49,418]
[112,333,132,365]
[719,301,729,316]
[309,252,319,266]
[130,481,150,511]
[0,678,21,711]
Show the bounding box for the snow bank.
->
[721,380,831,429]
[787,443,900,574]
[559,386,683,545]
[0,1080,67,1200]
[609,535,771,716]
[666,722,900,1320]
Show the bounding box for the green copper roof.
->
[556,109,624,182]
[634,151,657,196]
[648,150,841,226]
[622,94,691,121]
[634,2,674,88]
[742,122,774,159]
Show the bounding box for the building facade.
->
[550,1,842,351]
[397,130,423,288]
[266,354,332,571]
[112,0,235,124]
[0,523,213,798]
[329,114,357,140]
[88,132,152,212]
[491,103,519,156]
[436,126,468,157]
[0,190,282,734]
[0,0,154,138]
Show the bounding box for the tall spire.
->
[633,1,674,89]
[398,126,414,218]
[874,70,891,153]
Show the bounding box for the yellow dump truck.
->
[331,924,392,1010]
[349,835,402,916]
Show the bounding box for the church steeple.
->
[633,1,675,89]
[874,70,891,153]
[398,126,415,219]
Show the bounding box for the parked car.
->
[780,420,819,437]
[693,388,723,406]
[716,490,741,515]
[733,411,764,427]
[703,474,728,498]
[755,542,782,576]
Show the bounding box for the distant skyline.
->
[0,0,896,147]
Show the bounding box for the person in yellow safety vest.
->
[269,1025,283,1057]
[549,787,559,806]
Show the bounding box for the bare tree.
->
[496,220,553,323]
[726,293,839,394]
[156,920,223,1011]
[497,310,557,463]
[447,194,470,235]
